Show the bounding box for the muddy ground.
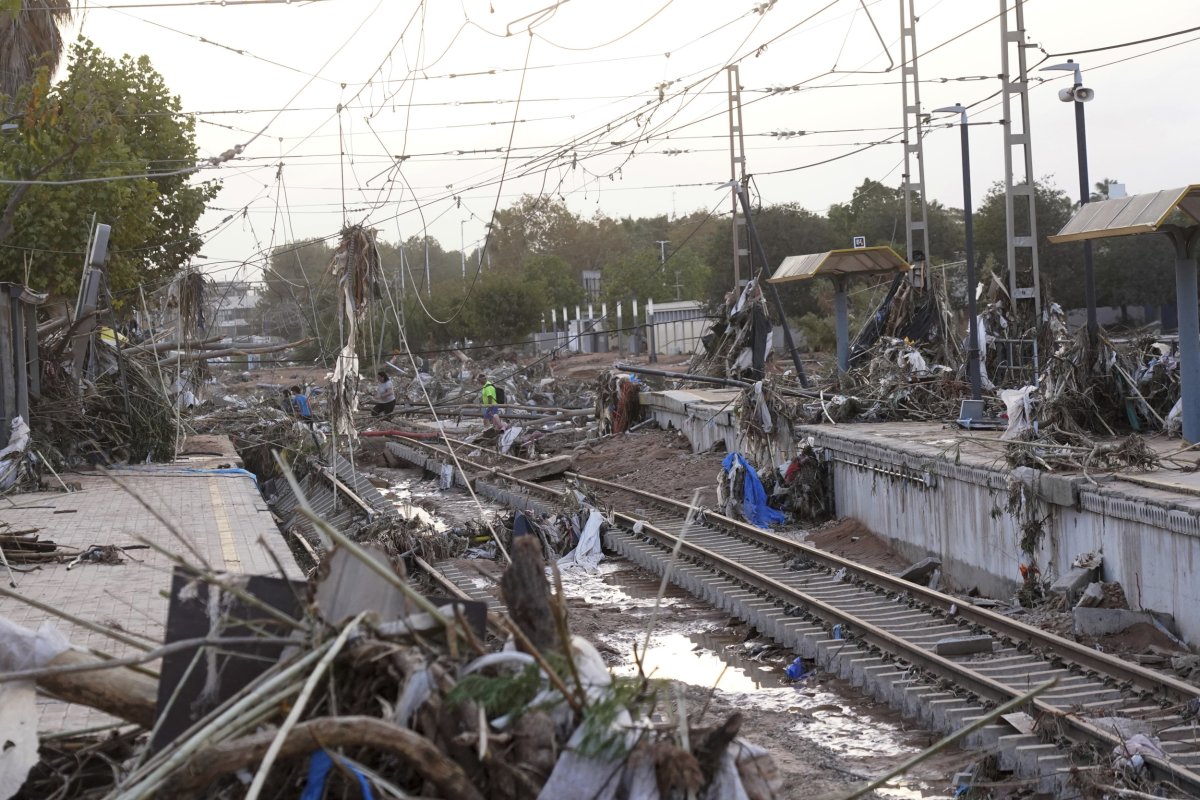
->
[560,560,973,799]
[573,427,727,506]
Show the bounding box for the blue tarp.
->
[722,452,786,529]
[301,749,375,800]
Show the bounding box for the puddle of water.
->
[559,561,691,608]
[614,631,783,693]
[561,561,956,798]
[374,467,501,533]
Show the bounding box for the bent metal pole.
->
[736,185,811,388]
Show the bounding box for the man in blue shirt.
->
[289,385,312,422]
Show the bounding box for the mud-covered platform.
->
[641,387,1200,645]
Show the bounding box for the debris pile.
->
[760,440,834,525]
[0,523,70,566]
[1001,323,1183,469]
[327,225,383,440]
[594,370,642,435]
[33,319,180,465]
[1,523,781,799]
[688,278,773,381]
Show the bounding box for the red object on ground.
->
[360,430,443,440]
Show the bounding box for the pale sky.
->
[61,0,1200,282]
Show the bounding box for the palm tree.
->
[1091,177,1121,202]
[0,0,72,99]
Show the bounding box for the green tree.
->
[602,248,710,306]
[973,178,1079,306]
[522,253,583,309]
[461,271,546,342]
[484,194,579,272]
[0,0,71,99]
[703,201,839,312]
[258,238,334,349]
[827,179,962,264]
[0,40,218,297]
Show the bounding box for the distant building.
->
[582,270,602,301]
[210,281,263,338]
[646,300,709,356]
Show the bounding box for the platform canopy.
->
[768,246,910,283]
[1049,185,1200,244]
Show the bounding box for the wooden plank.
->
[504,455,574,482]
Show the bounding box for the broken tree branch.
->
[166,716,486,800]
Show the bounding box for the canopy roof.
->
[1049,185,1200,244]
[768,246,910,283]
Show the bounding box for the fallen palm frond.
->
[2,461,781,800]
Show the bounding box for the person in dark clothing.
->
[372,371,396,417]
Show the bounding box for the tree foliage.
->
[257,173,1184,356]
[0,40,218,298]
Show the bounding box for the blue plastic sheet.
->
[300,749,375,800]
[722,452,785,529]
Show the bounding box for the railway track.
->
[385,435,1200,795]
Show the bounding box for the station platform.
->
[0,435,300,731]
[641,387,1200,645]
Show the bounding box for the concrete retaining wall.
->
[802,426,1200,645]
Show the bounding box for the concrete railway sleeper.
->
[383,435,1200,795]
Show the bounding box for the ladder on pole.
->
[726,65,751,291]
[1000,0,1041,320]
[899,0,931,289]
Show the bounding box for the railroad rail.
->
[385,434,1200,795]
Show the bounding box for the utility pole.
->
[460,219,467,282]
[726,65,750,293]
[655,239,679,300]
[1000,0,1042,324]
[899,0,932,288]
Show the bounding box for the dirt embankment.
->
[572,427,727,506]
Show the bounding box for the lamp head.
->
[932,103,968,123]
[1041,59,1085,90]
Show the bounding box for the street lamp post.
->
[934,103,982,400]
[1041,59,1097,345]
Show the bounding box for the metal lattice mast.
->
[899,0,931,289]
[1000,0,1041,319]
[726,65,750,290]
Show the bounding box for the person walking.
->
[372,371,396,417]
[479,374,505,429]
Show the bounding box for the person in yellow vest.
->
[479,374,506,430]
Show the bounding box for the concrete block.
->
[928,697,971,730]
[896,556,941,585]
[1073,607,1155,637]
[1013,743,1061,778]
[1049,566,1095,603]
[963,722,1009,751]
[933,635,994,656]
[997,734,1040,771]
[846,656,882,686]
[1036,472,1079,507]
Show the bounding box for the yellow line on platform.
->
[208,478,243,573]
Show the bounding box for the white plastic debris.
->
[1112,733,1164,773]
[0,617,72,800]
[999,386,1036,441]
[0,417,31,490]
[1167,397,1184,437]
[499,426,523,455]
[558,509,604,571]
